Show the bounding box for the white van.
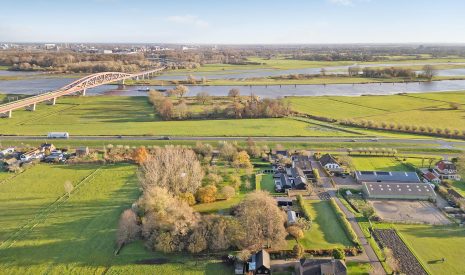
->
[47,132,70,139]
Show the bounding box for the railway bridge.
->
[0,67,165,118]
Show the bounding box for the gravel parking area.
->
[371,200,451,225]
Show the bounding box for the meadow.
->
[0,96,358,137]
[396,224,465,275]
[350,156,417,171]
[288,92,465,131]
[0,164,232,274]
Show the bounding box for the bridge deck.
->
[0,67,165,115]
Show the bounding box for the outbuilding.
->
[362,182,437,201]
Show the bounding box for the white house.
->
[319,154,343,172]
[433,160,461,181]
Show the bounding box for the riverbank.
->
[120,75,465,86]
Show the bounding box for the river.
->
[1,65,465,98]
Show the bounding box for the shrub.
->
[221,186,236,200]
[287,225,304,240]
[293,244,304,259]
[196,185,217,203]
[178,192,196,206]
[332,248,345,260]
[329,199,360,247]
[297,195,312,221]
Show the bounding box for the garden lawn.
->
[288,200,353,249]
[0,96,352,136]
[395,224,465,275]
[346,262,372,275]
[350,156,414,171]
[259,174,279,194]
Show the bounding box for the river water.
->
[1,65,465,98]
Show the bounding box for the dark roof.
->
[319,154,339,166]
[255,250,270,269]
[423,172,439,181]
[275,150,289,156]
[436,160,457,172]
[363,182,436,199]
[355,171,420,183]
[280,173,291,187]
[299,259,347,275]
[293,155,313,171]
[291,167,305,178]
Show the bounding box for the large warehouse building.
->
[362,181,437,201]
[355,171,421,183]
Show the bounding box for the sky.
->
[1,0,465,44]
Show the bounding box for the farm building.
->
[319,154,343,173]
[275,197,293,207]
[355,171,421,183]
[298,258,347,275]
[247,250,271,275]
[433,160,461,181]
[287,210,297,225]
[422,171,441,185]
[362,182,437,201]
[76,146,90,157]
[290,167,309,189]
[292,155,315,181]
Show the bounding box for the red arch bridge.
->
[0,67,165,118]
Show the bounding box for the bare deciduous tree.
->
[235,191,287,250]
[139,147,204,195]
[116,209,140,250]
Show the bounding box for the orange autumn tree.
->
[133,146,148,165]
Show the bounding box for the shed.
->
[76,146,90,157]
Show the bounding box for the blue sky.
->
[1,0,465,44]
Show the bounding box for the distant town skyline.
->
[2,0,465,44]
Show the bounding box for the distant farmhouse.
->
[433,160,461,181]
[273,153,313,192]
[319,154,344,173]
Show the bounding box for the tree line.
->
[148,88,291,120]
[340,118,465,139]
[0,50,154,73]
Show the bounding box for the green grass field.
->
[350,156,415,171]
[396,224,465,275]
[288,200,353,249]
[288,92,465,131]
[346,262,372,275]
[0,164,232,274]
[0,96,357,137]
[259,174,280,194]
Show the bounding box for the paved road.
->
[311,158,386,275]
[1,135,464,148]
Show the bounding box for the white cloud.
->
[166,15,209,28]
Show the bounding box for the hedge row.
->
[297,195,312,221]
[329,198,361,247]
